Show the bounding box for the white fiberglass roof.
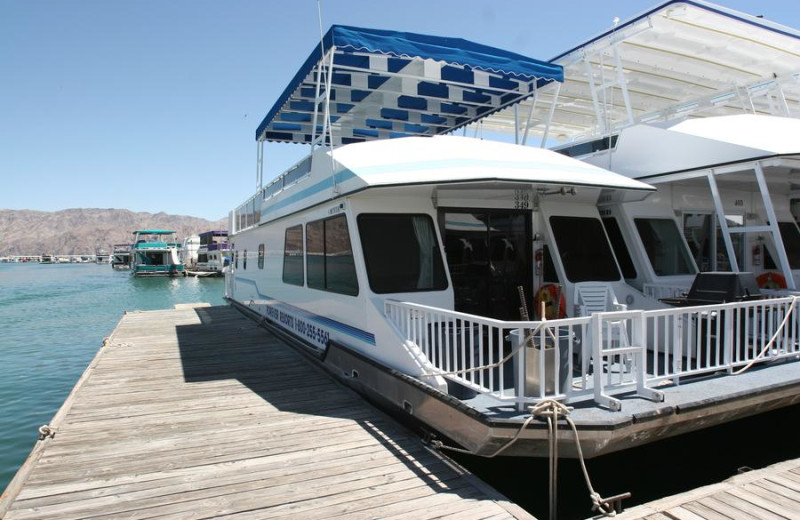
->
[330,135,655,192]
[483,0,800,144]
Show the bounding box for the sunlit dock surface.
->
[0,305,531,520]
[617,458,800,520]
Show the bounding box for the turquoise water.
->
[0,263,224,491]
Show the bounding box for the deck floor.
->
[0,305,531,520]
[618,458,800,520]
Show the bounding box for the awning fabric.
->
[255,25,563,144]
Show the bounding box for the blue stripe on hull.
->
[234,277,376,346]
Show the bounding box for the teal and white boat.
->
[130,230,184,277]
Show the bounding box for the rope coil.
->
[38,425,56,441]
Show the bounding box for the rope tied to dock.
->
[531,399,628,519]
[38,425,56,441]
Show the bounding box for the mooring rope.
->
[532,399,624,518]
[38,425,56,441]
[733,295,798,375]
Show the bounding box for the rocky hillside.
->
[0,209,227,255]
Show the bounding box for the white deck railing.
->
[385,296,800,411]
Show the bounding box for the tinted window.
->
[779,221,800,269]
[550,216,619,282]
[635,218,695,276]
[306,220,325,290]
[243,250,247,270]
[359,214,448,294]
[283,225,304,286]
[602,217,637,279]
[258,244,265,269]
[305,215,358,296]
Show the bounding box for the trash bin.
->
[509,329,572,396]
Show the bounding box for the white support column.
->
[540,82,561,148]
[754,162,796,289]
[521,84,538,146]
[256,140,264,190]
[584,58,606,135]
[707,170,740,272]
[612,46,634,125]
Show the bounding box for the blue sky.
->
[2,1,798,221]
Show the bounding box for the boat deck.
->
[617,458,800,519]
[0,305,531,520]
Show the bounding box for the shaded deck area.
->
[0,305,531,519]
[618,458,800,520]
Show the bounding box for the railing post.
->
[516,327,527,412]
[724,307,734,373]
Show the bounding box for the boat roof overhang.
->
[482,0,800,144]
[330,135,655,194]
[584,114,800,181]
[255,25,563,145]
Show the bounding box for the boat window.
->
[778,222,800,269]
[243,250,247,270]
[602,217,638,279]
[358,214,448,294]
[306,215,358,296]
[549,216,619,282]
[258,244,265,270]
[234,250,238,269]
[283,225,304,286]
[683,213,743,272]
[634,218,695,276]
[541,244,558,283]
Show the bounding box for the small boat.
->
[130,230,184,277]
[111,244,131,270]
[40,254,55,264]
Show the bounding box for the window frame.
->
[304,214,359,296]
[282,225,305,286]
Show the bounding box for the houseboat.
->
[130,230,184,277]
[111,244,131,270]
[478,0,800,302]
[225,23,800,459]
[188,230,229,277]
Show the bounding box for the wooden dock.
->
[0,305,532,520]
[617,458,800,519]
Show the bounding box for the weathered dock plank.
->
[0,305,532,520]
[616,458,800,520]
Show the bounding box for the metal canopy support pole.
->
[612,46,634,126]
[514,105,519,145]
[540,82,561,148]
[311,47,336,150]
[754,162,796,289]
[584,58,606,135]
[256,140,264,190]
[521,84,538,146]
[707,170,740,272]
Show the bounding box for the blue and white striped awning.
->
[255,25,563,144]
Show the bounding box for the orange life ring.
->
[534,284,567,320]
[756,271,787,290]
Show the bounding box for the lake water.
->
[0,262,224,491]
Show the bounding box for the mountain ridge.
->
[0,208,227,255]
